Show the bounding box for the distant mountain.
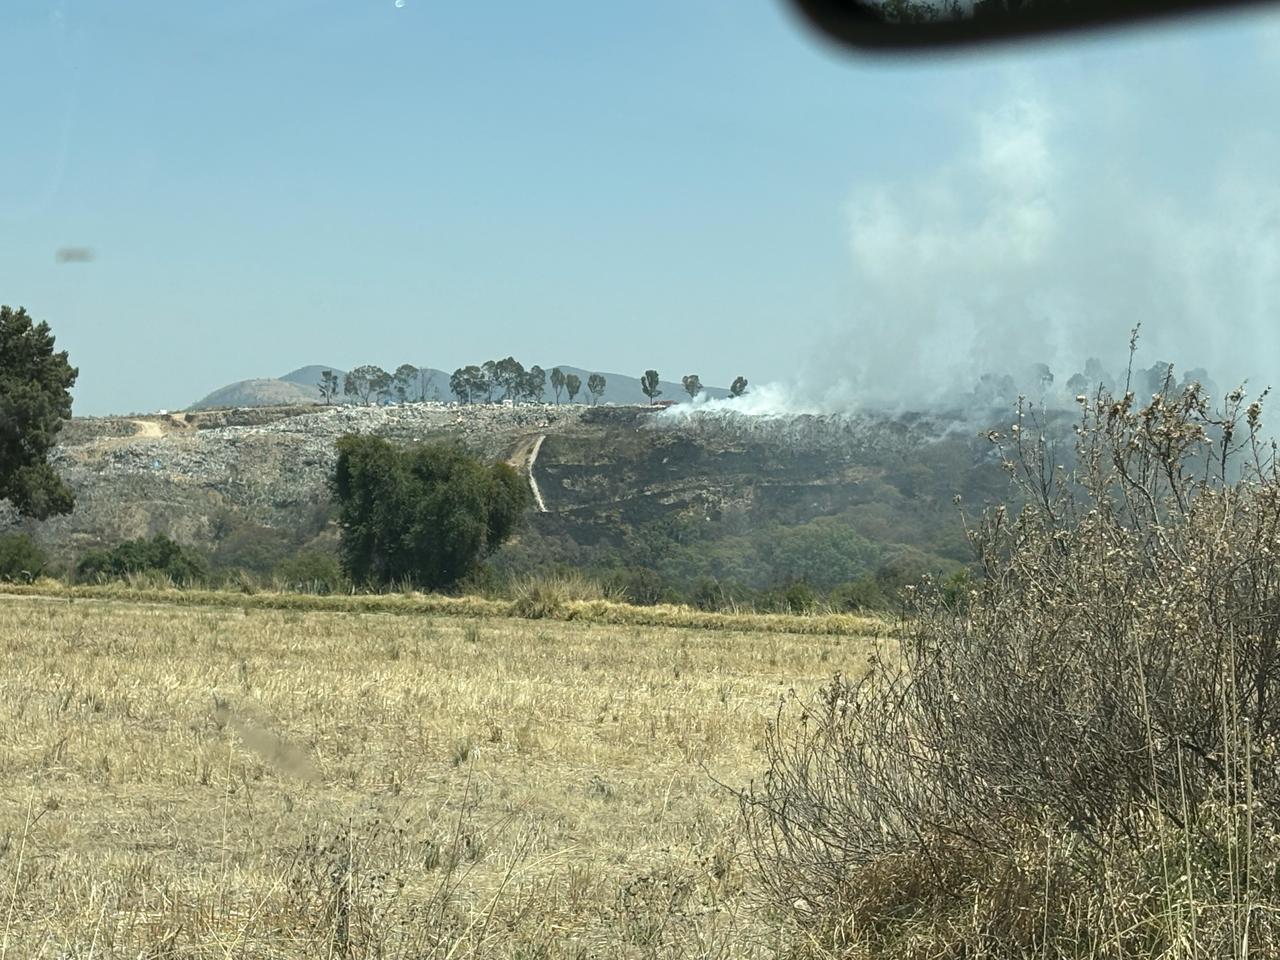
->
[190,364,730,410]
[189,378,321,410]
[278,365,346,388]
[280,365,454,401]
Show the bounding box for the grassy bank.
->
[0,579,891,637]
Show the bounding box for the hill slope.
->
[14,402,1015,606]
[189,378,320,410]
[278,365,347,388]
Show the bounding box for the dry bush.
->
[509,570,624,618]
[743,341,1280,959]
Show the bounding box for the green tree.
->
[549,367,567,403]
[730,376,748,398]
[480,360,498,402]
[344,365,389,406]
[640,370,662,405]
[0,305,78,519]
[565,373,582,404]
[331,435,529,590]
[524,365,546,403]
[371,367,394,405]
[449,367,468,403]
[318,370,341,404]
[493,357,526,402]
[587,373,606,404]
[450,365,485,404]
[681,374,702,400]
[393,364,420,403]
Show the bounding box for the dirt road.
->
[506,434,548,513]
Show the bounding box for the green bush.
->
[782,581,818,613]
[0,532,47,582]
[828,576,889,612]
[211,523,293,576]
[76,534,208,585]
[274,550,345,595]
[755,579,818,614]
[598,566,668,606]
[455,562,501,599]
[689,576,732,612]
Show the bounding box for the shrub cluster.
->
[274,549,346,595]
[76,534,209,585]
[0,532,47,582]
[743,356,1280,958]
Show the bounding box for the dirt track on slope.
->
[506,433,548,513]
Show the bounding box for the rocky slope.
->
[17,403,584,561]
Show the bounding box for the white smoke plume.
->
[657,381,825,420]
[691,69,1280,421]
[816,85,1280,412]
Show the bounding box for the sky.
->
[3,1,1280,415]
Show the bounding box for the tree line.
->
[320,364,438,406]
[447,358,600,405]
[326,359,752,407]
[639,369,749,404]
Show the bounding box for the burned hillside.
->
[5,401,1024,603]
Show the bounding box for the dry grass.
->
[0,594,884,958]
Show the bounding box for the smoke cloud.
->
[753,77,1280,417]
[658,381,825,420]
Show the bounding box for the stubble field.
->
[0,595,882,959]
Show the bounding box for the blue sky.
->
[3,1,1280,414]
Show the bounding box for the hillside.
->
[8,401,1017,604]
[277,364,346,387]
[189,377,322,410]
[190,364,732,410]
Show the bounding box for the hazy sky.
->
[3,1,1279,415]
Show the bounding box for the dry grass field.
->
[0,594,885,959]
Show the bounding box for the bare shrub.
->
[743,338,1280,958]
